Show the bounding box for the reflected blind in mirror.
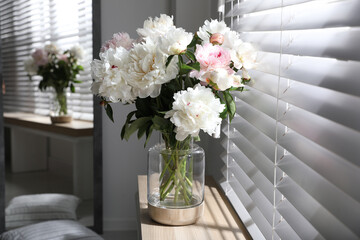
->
[0,0,93,121]
[219,0,360,239]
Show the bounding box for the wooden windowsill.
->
[137,175,252,240]
[3,112,93,137]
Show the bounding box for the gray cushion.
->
[0,220,103,240]
[6,194,80,229]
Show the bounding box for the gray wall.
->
[100,0,218,231]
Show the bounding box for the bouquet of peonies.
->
[91,14,256,205]
[24,44,84,116]
[91,14,256,145]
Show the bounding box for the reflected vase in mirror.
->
[50,90,72,124]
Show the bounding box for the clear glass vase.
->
[147,136,205,225]
[49,90,72,123]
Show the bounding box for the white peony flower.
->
[100,47,128,67]
[165,84,225,141]
[200,68,244,91]
[24,57,38,75]
[69,45,84,60]
[100,32,135,52]
[221,30,243,50]
[44,43,59,54]
[197,19,230,43]
[230,41,257,70]
[91,47,135,103]
[159,27,193,55]
[125,41,178,98]
[136,14,174,41]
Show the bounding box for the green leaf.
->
[187,35,201,48]
[121,111,137,139]
[127,110,137,123]
[124,117,152,141]
[223,91,236,122]
[193,135,201,142]
[220,106,228,119]
[185,51,195,62]
[166,55,175,68]
[180,64,196,71]
[177,55,184,70]
[105,104,114,122]
[216,92,228,119]
[165,77,182,92]
[228,86,244,91]
[70,83,75,93]
[179,62,200,75]
[73,80,82,84]
[144,124,154,147]
[152,115,171,131]
[137,122,151,139]
[120,124,127,140]
[184,74,193,89]
[189,62,200,71]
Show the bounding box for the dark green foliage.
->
[105,104,114,122]
[37,52,83,94]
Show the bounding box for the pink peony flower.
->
[58,54,68,62]
[210,33,224,45]
[31,49,48,66]
[100,32,135,52]
[194,43,231,71]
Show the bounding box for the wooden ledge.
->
[4,112,93,137]
[137,175,252,240]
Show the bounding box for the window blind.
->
[0,0,93,121]
[220,0,360,239]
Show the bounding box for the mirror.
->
[0,0,102,234]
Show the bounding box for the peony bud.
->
[210,33,224,45]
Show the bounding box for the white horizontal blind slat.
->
[231,0,360,31]
[279,105,360,164]
[220,181,267,240]
[241,27,360,62]
[221,170,279,240]
[278,154,360,233]
[278,131,360,201]
[276,198,325,240]
[222,140,279,206]
[277,176,359,239]
[253,52,360,97]
[226,0,314,16]
[274,219,301,240]
[221,0,360,239]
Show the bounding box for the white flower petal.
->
[159,27,193,55]
[125,41,178,98]
[137,14,174,41]
[90,48,135,103]
[165,84,225,141]
[197,19,230,43]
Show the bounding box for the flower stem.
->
[56,91,67,115]
[159,137,194,205]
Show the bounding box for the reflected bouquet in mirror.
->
[24,44,84,121]
[91,14,257,224]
